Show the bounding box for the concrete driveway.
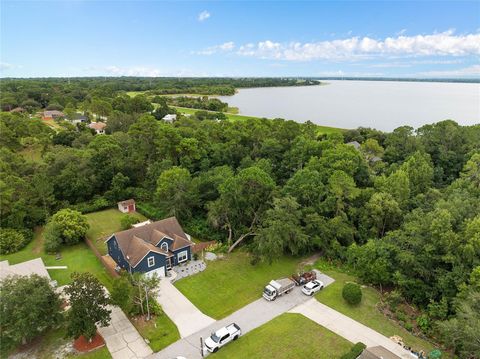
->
[151,271,329,359]
[157,277,215,338]
[290,299,412,359]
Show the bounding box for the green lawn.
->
[173,106,343,134]
[313,261,439,355]
[85,208,147,255]
[212,313,353,359]
[0,228,113,291]
[175,252,303,319]
[132,313,180,352]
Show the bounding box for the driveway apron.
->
[290,299,413,359]
[157,278,216,338]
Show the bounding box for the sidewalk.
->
[98,306,153,359]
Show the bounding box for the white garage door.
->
[145,266,165,278]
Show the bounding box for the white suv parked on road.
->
[204,323,242,353]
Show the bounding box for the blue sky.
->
[1,1,479,78]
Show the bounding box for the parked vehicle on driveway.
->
[263,278,296,301]
[301,279,324,296]
[204,323,242,353]
[291,271,317,285]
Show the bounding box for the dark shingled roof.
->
[358,346,401,359]
[110,217,193,267]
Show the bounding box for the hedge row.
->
[340,342,366,359]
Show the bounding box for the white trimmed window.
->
[161,242,169,252]
[177,250,188,263]
[147,256,155,268]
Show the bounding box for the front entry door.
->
[166,257,172,270]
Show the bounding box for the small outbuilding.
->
[0,258,51,281]
[162,114,177,123]
[118,199,136,213]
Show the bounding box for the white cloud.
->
[417,64,480,77]
[198,30,480,61]
[0,62,22,71]
[195,41,235,55]
[103,66,162,77]
[198,10,210,22]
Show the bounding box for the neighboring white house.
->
[0,258,51,281]
[88,121,107,134]
[118,199,136,213]
[162,114,177,123]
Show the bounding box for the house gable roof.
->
[111,217,193,267]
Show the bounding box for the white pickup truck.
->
[203,323,242,353]
[263,278,296,301]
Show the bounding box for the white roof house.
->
[0,258,51,281]
[162,114,177,123]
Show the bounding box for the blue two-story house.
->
[106,217,194,277]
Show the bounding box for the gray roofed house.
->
[347,140,361,150]
[106,217,194,277]
[0,258,51,281]
[358,346,401,359]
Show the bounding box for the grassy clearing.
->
[173,106,343,134]
[175,252,303,319]
[212,313,353,359]
[0,228,113,291]
[313,261,439,354]
[19,144,44,163]
[85,209,147,255]
[131,313,180,352]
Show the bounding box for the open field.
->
[173,106,343,134]
[131,313,180,352]
[0,228,113,290]
[212,313,353,359]
[85,208,147,255]
[313,261,440,355]
[174,252,303,319]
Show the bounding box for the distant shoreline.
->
[312,77,480,84]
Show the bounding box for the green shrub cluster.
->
[342,282,363,305]
[0,228,28,254]
[340,342,366,359]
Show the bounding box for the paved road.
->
[151,271,333,359]
[157,277,216,338]
[98,306,153,359]
[290,299,413,359]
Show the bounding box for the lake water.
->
[218,80,480,131]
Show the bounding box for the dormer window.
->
[147,256,155,268]
[161,242,169,252]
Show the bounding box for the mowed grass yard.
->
[212,313,353,359]
[313,261,439,355]
[175,252,303,319]
[131,313,180,352]
[85,208,147,255]
[0,228,113,290]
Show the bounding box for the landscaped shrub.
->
[120,214,140,230]
[416,314,431,333]
[73,197,111,214]
[342,282,362,305]
[136,202,164,220]
[340,342,366,359]
[44,209,89,252]
[0,228,28,254]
